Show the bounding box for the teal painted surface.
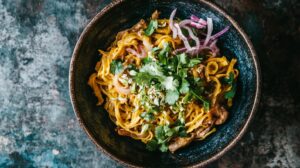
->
[0,0,120,167]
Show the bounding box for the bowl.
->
[69,0,261,167]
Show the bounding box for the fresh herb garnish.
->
[190,90,210,111]
[178,68,188,78]
[110,59,123,75]
[224,82,237,99]
[165,90,180,105]
[146,139,159,151]
[140,62,164,77]
[177,53,188,65]
[158,43,171,65]
[162,76,179,91]
[134,62,166,86]
[187,58,202,68]
[134,72,159,86]
[141,124,150,134]
[159,143,169,152]
[151,47,160,53]
[223,72,237,99]
[144,20,158,36]
[146,123,187,152]
[142,57,153,64]
[179,79,190,94]
[140,111,155,122]
[223,72,234,84]
[182,92,193,103]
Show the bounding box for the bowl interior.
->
[70,0,258,167]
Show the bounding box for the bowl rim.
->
[69,0,261,167]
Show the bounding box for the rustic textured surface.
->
[0,0,299,167]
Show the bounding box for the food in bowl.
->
[88,9,238,153]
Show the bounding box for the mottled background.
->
[0,0,299,167]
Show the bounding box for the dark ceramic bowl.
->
[69,0,261,167]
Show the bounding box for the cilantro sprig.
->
[225,82,236,99]
[190,90,210,111]
[110,59,123,75]
[165,90,180,105]
[144,20,158,36]
[146,122,187,152]
[223,72,237,99]
[222,72,236,99]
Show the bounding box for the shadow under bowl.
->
[69,0,261,167]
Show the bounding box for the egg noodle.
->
[88,10,238,152]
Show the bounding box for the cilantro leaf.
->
[164,125,174,137]
[165,90,179,105]
[175,53,188,74]
[172,124,187,137]
[178,128,188,137]
[151,47,160,53]
[178,68,188,78]
[142,57,153,64]
[203,101,210,112]
[223,72,234,85]
[140,111,155,122]
[182,92,193,103]
[190,90,210,111]
[187,58,202,68]
[159,143,169,152]
[134,62,166,86]
[158,43,171,65]
[134,72,157,86]
[177,53,188,65]
[179,79,190,94]
[224,82,237,99]
[165,55,178,73]
[146,139,159,151]
[110,59,123,74]
[140,62,164,77]
[162,76,179,91]
[141,124,150,134]
[155,126,166,140]
[148,124,188,152]
[223,73,236,99]
[189,77,205,95]
[145,20,158,36]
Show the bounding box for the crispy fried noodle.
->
[88,10,239,153]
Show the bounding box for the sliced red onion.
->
[173,47,187,54]
[190,22,206,29]
[174,23,192,50]
[187,47,198,55]
[175,46,217,55]
[191,15,199,22]
[179,19,192,26]
[126,48,140,57]
[169,9,178,39]
[182,25,200,50]
[204,18,213,46]
[209,40,217,48]
[191,15,207,26]
[209,40,220,56]
[138,45,147,58]
[210,26,230,41]
[126,47,146,58]
[113,75,130,95]
[179,19,205,29]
